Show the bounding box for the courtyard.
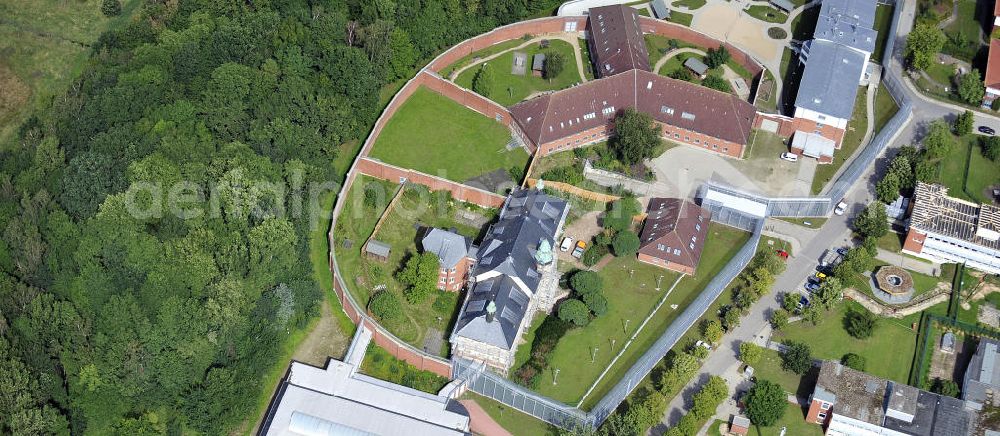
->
[368,86,530,185]
[454,38,585,106]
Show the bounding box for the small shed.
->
[532,53,546,76]
[729,415,751,436]
[683,57,710,78]
[364,240,391,262]
[651,0,672,19]
[769,0,795,12]
[941,332,956,354]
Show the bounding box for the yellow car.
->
[815,272,827,280]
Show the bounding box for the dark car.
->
[836,247,849,256]
[979,126,995,135]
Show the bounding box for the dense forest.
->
[0,0,558,433]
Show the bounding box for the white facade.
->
[826,414,910,436]
[793,106,850,130]
[903,231,1000,275]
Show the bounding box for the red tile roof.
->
[509,69,757,147]
[986,39,1000,91]
[995,0,1000,19]
[589,5,651,77]
[637,198,712,272]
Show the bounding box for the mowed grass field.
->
[455,39,583,107]
[369,86,530,183]
[529,223,751,406]
[0,0,141,148]
[775,301,919,384]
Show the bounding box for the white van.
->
[560,237,574,252]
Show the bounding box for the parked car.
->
[572,240,587,259]
[695,340,712,350]
[815,271,827,280]
[798,295,810,310]
[805,282,821,293]
[834,201,848,215]
[836,247,849,256]
[779,152,799,162]
[979,126,996,135]
[560,237,573,252]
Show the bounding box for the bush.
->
[540,164,584,185]
[841,353,866,371]
[558,299,590,326]
[745,379,787,426]
[101,0,122,16]
[512,316,571,387]
[845,309,878,339]
[612,230,640,257]
[369,291,402,321]
[701,319,723,344]
[583,291,608,316]
[982,136,1000,161]
[954,110,974,135]
[581,243,609,266]
[570,270,603,296]
[767,27,788,39]
[739,342,763,365]
[853,203,888,239]
[780,340,812,375]
[705,46,730,68]
[929,377,960,397]
[543,51,566,80]
[770,309,789,330]
[702,75,732,93]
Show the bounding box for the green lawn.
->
[937,135,1000,204]
[870,4,894,63]
[672,0,707,9]
[332,176,496,355]
[775,301,919,384]
[775,217,827,228]
[749,403,825,436]
[579,38,595,80]
[791,5,820,41]
[645,34,705,68]
[753,349,818,398]
[465,393,559,436]
[438,39,526,78]
[531,224,750,407]
[369,86,530,184]
[455,39,583,106]
[668,10,695,26]
[0,0,143,149]
[942,0,984,52]
[746,5,789,24]
[872,82,900,134]
[811,88,867,194]
[746,130,789,159]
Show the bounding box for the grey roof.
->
[730,415,750,428]
[942,332,956,351]
[814,11,877,54]
[793,130,836,158]
[964,338,1000,406]
[365,240,391,258]
[886,381,919,420]
[795,39,865,119]
[819,0,877,29]
[883,390,977,436]
[452,189,569,349]
[421,228,471,269]
[263,352,470,435]
[532,53,546,71]
[473,189,569,293]
[452,276,529,349]
[651,0,671,18]
[683,57,710,75]
[769,0,796,11]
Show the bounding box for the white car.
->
[779,152,798,162]
[560,237,573,252]
[834,201,848,215]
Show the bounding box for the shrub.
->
[841,353,866,371]
[581,243,609,266]
[512,316,571,387]
[396,252,440,304]
[543,51,566,80]
[702,75,732,93]
[767,27,788,39]
[612,230,640,257]
[845,309,878,339]
[570,270,603,296]
[780,340,812,375]
[982,136,1000,161]
[583,291,608,316]
[705,46,730,68]
[770,309,789,330]
[853,203,888,239]
[929,377,960,397]
[101,0,122,16]
[739,342,763,365]
[701,319,723,344]
[745,379,787,426]
[558,299,590,326]
[472,64,494,98]
[369,291,402,321]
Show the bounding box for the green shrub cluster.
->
[511,316,572,388]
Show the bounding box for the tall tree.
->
[905,23,946,71]
[745,379,787,426]
[543,51,565,80]
[472,63,494,98]
[957,71,985,106]
[610,108,661,165]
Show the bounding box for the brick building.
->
[509,69,757,158]
[636,198,712,274]
[421,228,476,292]
[588,5,650,77]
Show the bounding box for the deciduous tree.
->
[610,108,661,165]
[780,340,812,375]
[739,342,763,365]
[558,299,590,326]
[905,23,945,71]
[745,379,786,426]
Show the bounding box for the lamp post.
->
[624,318,631,335]
[611,338,616,353]
[553,368,560,385]
[591,346,598,363]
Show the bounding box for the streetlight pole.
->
[656,274,663,291]
[591,346,598,363]
[611,338,616,353]
[624,318,631,335]
[553,368,560,385]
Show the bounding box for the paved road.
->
[654,0,1000,431]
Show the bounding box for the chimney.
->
[486,301,497,323]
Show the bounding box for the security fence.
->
[452,358,591,429]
